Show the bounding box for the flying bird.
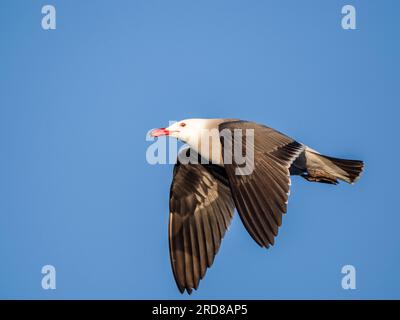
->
[150,119,364,294]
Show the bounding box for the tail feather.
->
[319,155,364,184]
[304,151,364,184]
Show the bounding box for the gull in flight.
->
[150,118,364,294]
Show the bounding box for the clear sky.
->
[0,0,399,299]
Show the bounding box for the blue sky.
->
[0,0,399,299]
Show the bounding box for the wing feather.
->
[169,150,235,294]
[219,121,305,248]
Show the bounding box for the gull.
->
[150,119,364,294]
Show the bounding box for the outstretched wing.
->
[169,149,235,294]
[219,120,305,248]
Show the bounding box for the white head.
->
[150,118,228,161]
[150,118,255,171]
[150,118,225,142]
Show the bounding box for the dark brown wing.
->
[219,120,305,248]
[169,150,235,294]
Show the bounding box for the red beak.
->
[150,128,170,137]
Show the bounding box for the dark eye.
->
[180,122,186,127]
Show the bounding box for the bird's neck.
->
[185,128,224,165]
